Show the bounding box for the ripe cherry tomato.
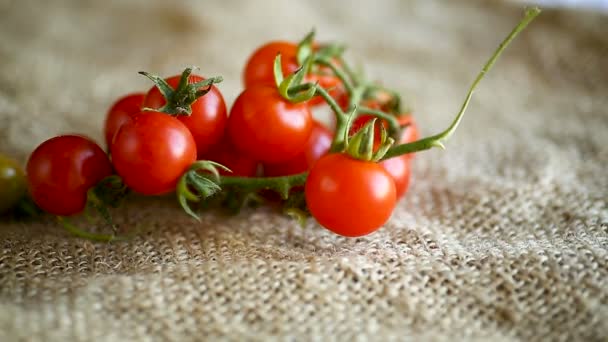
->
[305,153,396,237]
[144,74,227,157]
[380,156,411,198]
[26,135,112,216]
[103,93,144,148]
[264,120,332,176]
[111,112,196,195]
[349,113,417,198]
[227,85,313,164]
[243,41,343,106]
[0,154,27,214]
[201,137,258,177]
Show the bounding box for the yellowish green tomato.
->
[0,154,27,214]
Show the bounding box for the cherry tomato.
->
[227,85,313,164]
[348,113,417,197]
[0,154,27,214]
[111,112,196,195]
[26,135,112,216]
[201,137,258,177]
[143,74,227,157]
[243,41,343,106]
[380,156,411,198]
[103,93,144,148]
[264,120,332,176]
[305,153,396,237]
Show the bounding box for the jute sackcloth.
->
[0,0,607,340]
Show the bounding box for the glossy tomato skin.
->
[397,115,419,161]
[243,41,343,106]
[144,74,227,157]
[201,137,258,177]
[244,41,299,87]
[305,153,396,237]
[103,93,144,148]
[380,155,411,198]
[227,85,313,164]
[26,135,112,216]
[264,120,332,176]
[0,154,27,214]
[111,112,196,195]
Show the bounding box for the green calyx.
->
[274,54,317,103]
[139,67,223,115]
[296,29,316,66]
[177,160,230,221]
[176,159,309,220]
[344,115,394,162]
[273,30,348,104]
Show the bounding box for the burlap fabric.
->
[1,0,607,340]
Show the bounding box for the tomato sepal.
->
[139,67,223,116]
[274,54,317,103]
[177,160,230,221]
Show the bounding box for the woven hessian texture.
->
[1,0,607,341]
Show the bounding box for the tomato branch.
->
[217,172,308,199]
[382,7,541,160]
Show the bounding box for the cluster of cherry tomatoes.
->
[23,33,419,238]
[19,6,540,240]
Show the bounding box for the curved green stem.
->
[358,105,401,137]
[382,7,541,160]
[314,58,355,96]
[336,55,360,87]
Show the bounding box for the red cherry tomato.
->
[305,153,396,237]
[202,137,258,177]
[348,113,417,197]
[227,85,313,164]
[103,93,144,149]
[242,41,343,106]
[111,112,196,195]
[26,135,112,216]
[397,115,420,161]
[264,120,332,176]
[143,74,227,157]
[380,155,411,198]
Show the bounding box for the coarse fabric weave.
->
[1,0,607,341]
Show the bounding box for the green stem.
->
[358,105,400,137]
[314,58,355,96]
[336,56,360,86]
[218,172,308,200]
[382,7,541,160]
